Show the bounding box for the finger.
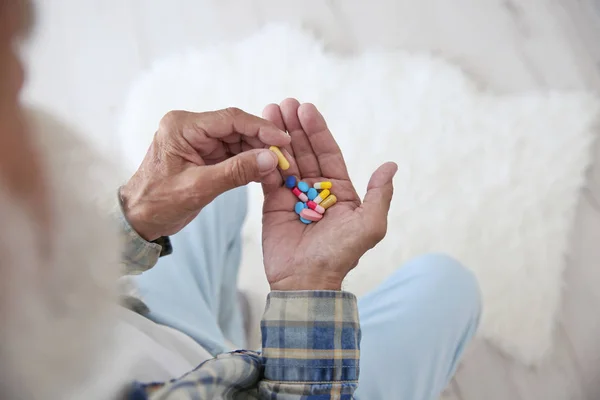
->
[194,149,279,202]
[241,142,254,152]
[279,147,300,178]
[261,147,302,196]
[263,103,296,158]
[297,103,350,181]
[177,108,291,150]
[262,103,286,133]
[260,103,301,196]
[260,169,284,195]
[280,98,321,178]
[361,162,398,243]
[260,104,289,195]
[227,141,242,155]
[261,102,301,181]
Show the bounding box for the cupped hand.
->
[121,108,290,241]
[261,99,398,291]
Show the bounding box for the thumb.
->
[196,149,279,199]
[361,162,398,240]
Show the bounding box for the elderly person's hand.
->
[121,108,290,241]
[261,99,397,291]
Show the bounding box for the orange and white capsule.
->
[269,146,290,170]
[313,181,332,190]
[307,201,325,214]
[313,189,330,204]
[320,194,337,210]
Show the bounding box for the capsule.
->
[300,209,323,222]
[292,187,309,202]
[307,188,318,201]
[307,200,325,214]
[299,217,312,225]
[285,176,297,189]
[320,194,337,210]
[297,181,309,193]
[294,201,307,215]
[313,181,332,190]
[313,189,330,204]
[269,146,290,170]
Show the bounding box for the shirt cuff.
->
[261,291,360,383]
[115,194,162,275]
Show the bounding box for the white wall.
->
[21,0,599,160]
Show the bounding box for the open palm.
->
[260,99,398,291]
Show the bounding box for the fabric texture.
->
[355,253,481,400]
[261,291,360,385]
[117,197,163,276]
[129,292,360,399]
[132,187,249,355]
[113,307,212,383]
[117,24,600,364]
[124,187,481,399]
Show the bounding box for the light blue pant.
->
[133,187,481,400]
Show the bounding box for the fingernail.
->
[257,150,277,173]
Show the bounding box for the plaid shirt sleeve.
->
[114,193,163,276]
[126,290,360,400]
[259,290,361,398]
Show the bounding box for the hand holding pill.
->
[260,99,398,292]
[120,107,290,241]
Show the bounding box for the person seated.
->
[0,1,481,399]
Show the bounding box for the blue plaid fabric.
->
[116,197,361,399]
[126,291,360,399]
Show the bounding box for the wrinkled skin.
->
[261,99,397,291]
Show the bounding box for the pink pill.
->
[307,201,325,214]
[300,209,323,222]
[292,187,309,202]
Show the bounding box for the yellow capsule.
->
[313,181,332,190]
[269,146,290,170]
[320,194,337,210]
[313,189,330,204]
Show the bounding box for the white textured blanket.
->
[118,25,600,365]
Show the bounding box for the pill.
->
[269,146,290,170]
[294,201,307,215]
[285,176,297,189]
[297,181,309,193]
[307,200,325,214]
[300,208,323,222]
[320,194,337,210]
[307,188,318,201]
[299,217,312,225]
[313,189,330,204]
[292,187,309,202]
[313,181,332,190]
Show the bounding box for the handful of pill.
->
[289,176,337,224]
[272,148,338,224]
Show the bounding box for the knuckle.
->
[159,110,185,131]
[224,107,243,119]
[227,158,251,186]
